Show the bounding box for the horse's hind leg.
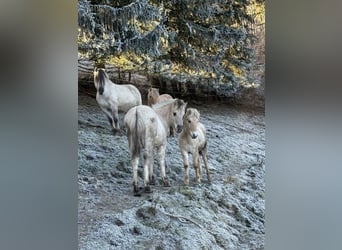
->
[143,147,153,193]
[157,144,169,186]
[148,148,155,185]
[201,147,211,184]
[131,155,141,196]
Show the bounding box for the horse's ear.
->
[187,108,199,119]
[180,100,187,109]
[195,109,200,119]
[176,99,185,107]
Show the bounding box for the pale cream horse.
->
[147,87,172,106]
[178,108,211,185]
[124,99,187,196]
[152,99,187,137]
[93,68,142,134]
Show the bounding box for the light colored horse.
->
[152,99,187,137]
[147,87,172,106]
[124,100,186,196]
[178,108,211,185]
[93,68,142,134]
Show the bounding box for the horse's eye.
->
[188,120,191,123]
[173,112,176,116]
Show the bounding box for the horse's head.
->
[183,108,201,139]
[147,88,159,105]
[93,68,107,95]
[171,99,187,133]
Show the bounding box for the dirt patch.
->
[78,89,265,249]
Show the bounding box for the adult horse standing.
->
[152,99,187,137]
[93,68,142,134]
[147,87,172,106]
[124,99,187,196]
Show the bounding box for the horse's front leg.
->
[112,107,121,134]
[169,126,175,137]
[101,107,113,127]
[105,114,113,127]
[157,144,169,186]
[181,150,190,186]
[102,107,118,135]
[193,150,201,184]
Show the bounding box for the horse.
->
[93,68,142,134]
[178,108,211,186]
[147,87,172,106]
[152,99,187,137]
[124,100,186,196]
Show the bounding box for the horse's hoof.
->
[163,179,170,187]
[134,188,142,196]
[184,177,189,186]
[144,186,152,193]
[149,176,156,185]
[133,184,141,196]
[112,128,122,136]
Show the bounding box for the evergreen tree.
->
[78,0,259,88]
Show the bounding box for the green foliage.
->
[78,0,262,87]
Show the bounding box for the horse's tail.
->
[97,68,106,95]
[131,107,144,158]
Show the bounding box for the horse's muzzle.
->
[177,125,183,133]
[190,132,198,139]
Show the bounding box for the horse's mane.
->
[152,98,176,110]
[97,68,108,95]
[97,68,108,80]
[98,69,120,86]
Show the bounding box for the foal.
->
[178,108,211,185]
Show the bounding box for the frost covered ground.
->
[78,89,265,249]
